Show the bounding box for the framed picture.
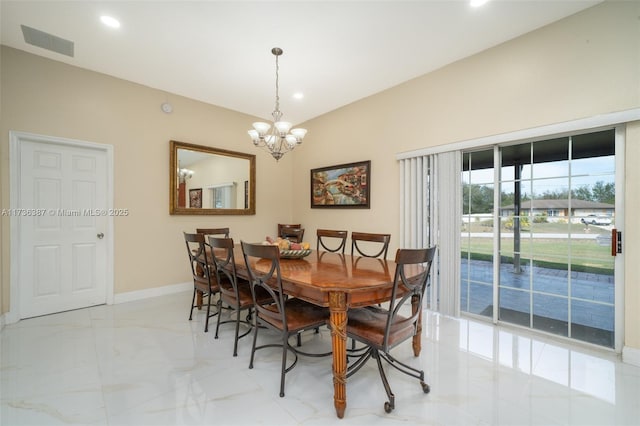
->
[189,188,202,208]
[311,160,370,208]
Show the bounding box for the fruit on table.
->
[262,236,310,251]
[278,239,290,250]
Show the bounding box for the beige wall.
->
[293,1,640,349]
[1,1,639,351]
[0,46,297,312]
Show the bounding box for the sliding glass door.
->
[461,129,618,347]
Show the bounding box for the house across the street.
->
[500,199,614,222]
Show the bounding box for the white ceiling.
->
[1,1,602,125]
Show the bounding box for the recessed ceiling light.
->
[100,15,120,28]
[293,92,304,100]
[470,0,489,7]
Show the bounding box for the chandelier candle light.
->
[248,47,307,161]
[177,167,193,182]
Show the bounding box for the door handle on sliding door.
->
[611,229,621,256]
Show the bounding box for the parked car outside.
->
[580,215,612,225]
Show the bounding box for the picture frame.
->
[311,160,370,208]
[189,188,202,208]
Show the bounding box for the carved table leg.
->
[412,294,422,357]
[329,291,347,418]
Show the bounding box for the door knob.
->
[97,232,104,239]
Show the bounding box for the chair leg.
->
[280,333,288,397]
[204,292,211,333]
[214,299,223,339]
[379,352,430,394]
[373,349,395,413]
[233,308,241,357]
[296,332,302,347]
[346,347,373,378]
[189,288,197,320]
[249,316,259,369]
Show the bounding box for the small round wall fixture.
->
[161,102,173,113]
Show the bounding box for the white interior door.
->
[17,138,108,318]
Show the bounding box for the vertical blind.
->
[398,151,461,316]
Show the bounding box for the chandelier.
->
[177,167,193,182]
[247,47,307,161]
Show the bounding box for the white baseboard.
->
[622,345,640,367]
[1,282,192,328]
[113,282,192,304]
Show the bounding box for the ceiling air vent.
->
[21,25,74,57]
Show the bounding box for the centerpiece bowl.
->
[279,249,311,259]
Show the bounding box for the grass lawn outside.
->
[461,220,614,274]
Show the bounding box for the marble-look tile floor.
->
[1,291,639,425]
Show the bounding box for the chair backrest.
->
[280,227,305,243]
[208,236,239,299]
[278,223,301,236]
[241,241,288,328]
[351,231,391,259]
[196,227,230,238]
[183,232,214,286]
[316,229,348,253]
[278,224,304,243]
[383,247,436,350]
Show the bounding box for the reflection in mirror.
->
[169,140,256,215]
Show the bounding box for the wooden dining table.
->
[226,246,426,419]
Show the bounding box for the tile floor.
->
[1,291,639,425]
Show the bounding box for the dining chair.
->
[196,227,230,238]
[281,227,305,243]
[351,231,391,259]
[316,229,348,253]
[196,229,230,279]
[208,236,271,356]
[346,246,436,413]
[277,223,301,236]
[183,232,219,332]
[279,224,305,243]
[241,241,330,397]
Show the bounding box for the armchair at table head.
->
[278,226,304,243]
[346,246,436,413]
[278,223,301,236]
[183,232,220,333]
[279,224,305,243]
[351,231,391,259]
[316,229,348,254]
[240,241,329,397]
[196,227,230,238]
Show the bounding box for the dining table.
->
[225,246,427,419]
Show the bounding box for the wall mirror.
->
[169,140,256,215]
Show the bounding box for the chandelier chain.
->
[274,53,280,118]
